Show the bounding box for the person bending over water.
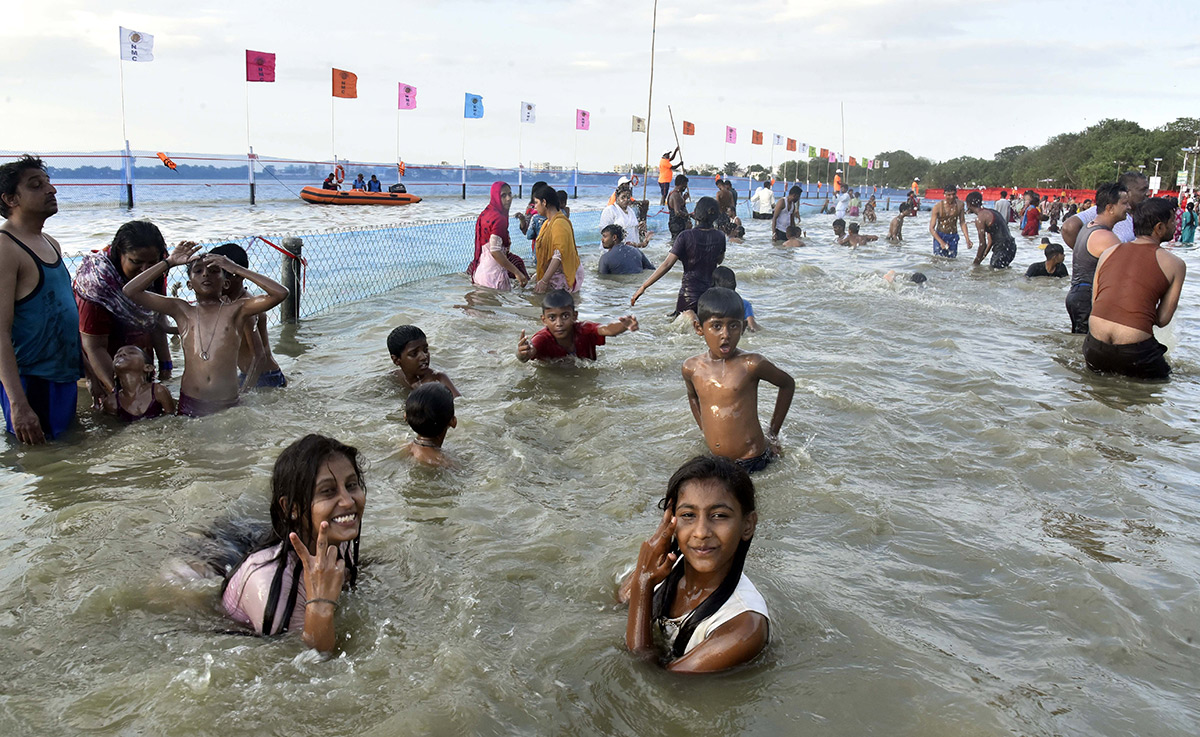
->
[210,243,288,389]
[123,243,288,417]
[682,288,794,474]
[965,192,1016,269]
[1084,198,1187,380]
[101,345,175,421]
[928,185,972,258]
[387,324,461,397]
[222,434,364,652]
[403,383,456,468]
[620,456,769,673]
[632,197,726,321]
[517,289,638,362]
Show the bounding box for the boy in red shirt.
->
[516,289,638,362]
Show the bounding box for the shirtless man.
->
[682,287,794,474]
[210,243,287,389]
[887,202,913,242]
[1084,198,1186,379]
[715,179,736,219]
[966,192,1016,268]
[0,156,81,443]
[843,223,878,248]
[124,242,288,416]
[667,174,691,243]
[928,185,973,258]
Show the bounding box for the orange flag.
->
[332,68,357,98]
[682,120,695,135]
[786,138,797,151]
[751,130,763,145]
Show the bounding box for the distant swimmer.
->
[928,185,972,258]
[402,383,456,469]
[965,191,1016,269]
[887,201,913,242]
[1025,242,1068,278]
[750,179,775,220]
[844,222,878,248]
[771,186,802,241]
[1084,198,1187,380]
[864,195,877,223]
[659,147,682,205]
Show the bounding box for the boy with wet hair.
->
[844,222,878,248]
[387,324,461,396]
[403,382,456,468]
[209,243,287,389]
[887,201,913,242]
[711,266,759,332]
[682,287,795,474]
[516,289,638,362]
[832,218,848,245]
[1026,243,1068,278]
[781,225,806,247]
[124,242,288,417]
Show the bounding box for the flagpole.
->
[396,108,401,165]
[518,119,524,198]
[119,57,128,144]
[641,0,658,203]
[331,96,336,162]
[840,101,846,189]
[245,79,252,153]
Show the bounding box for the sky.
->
[3,0,1199,173]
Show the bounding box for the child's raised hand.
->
[166,241,202,267]
[635,506,677,590]
[289,522,345,606]
[203,252,237,273]
[516,330,536,360]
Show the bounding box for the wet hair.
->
[109,221,169,289]
[601,223,626,242]
[1118,171,1148,191]
[210,242,249,268]
[387,324,426,357]
[652,455,756,658]
[113,345,154,390]
[405,383,454,438]
[1094,182,1124,213]
[675,174,689,187]
[910,272,928,284]
[833,218,846,229]
[614,184,633,198]
[788,185,802,197]
[220,434,364,636]
[697,286,745,323]
[0,155,47,218]
[943,184,957,194]
[1044,243,1064,258]
[848,222,860,233]
[898,202,913,214]
[556,190,569,209]
[1131,198,1176,237]
[965,192,983,208]
[786,225,801,237]
[711,265,737,291]
[693,197,720,228]
[541,288,576,312]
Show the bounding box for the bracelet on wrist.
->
[305,598,338,610]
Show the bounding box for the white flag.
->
[772,134,784,146]
[883,161,890,168]
[520,101,536,124]
[632,115,646,133]
[120,26,154,62]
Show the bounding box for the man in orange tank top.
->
[1084,198,1187,379]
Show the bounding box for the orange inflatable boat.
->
[299,186,422,205]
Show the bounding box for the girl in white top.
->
[620,456,769,673]
[599,187,647,248]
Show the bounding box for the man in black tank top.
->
[1066,183,1127,333]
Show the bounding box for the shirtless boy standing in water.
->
[928,185,973,257]
[682,287,795,474]
[124,242,288,416]
[887,201,913,242]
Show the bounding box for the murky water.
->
[1,194,1197,736]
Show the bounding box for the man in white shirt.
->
[1062,171,1148,247]
[992,190,1012,222]
[750,179,775,220]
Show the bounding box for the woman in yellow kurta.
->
[532,185,582,294]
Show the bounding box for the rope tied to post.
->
[251,235,307,291]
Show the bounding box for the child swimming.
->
[101,344,175,421]
[844,222,879,248]
[221,434,365,652]
[123,242,288,417]
[711,266,760,332]
[682,288,794,473]
[209,243,288,389]
[387,325,461,397]
[403,383,456,468]
[620,455,769,673]
[517,289,638,362]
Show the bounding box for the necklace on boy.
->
[199,303,224,361]
[412,438,438,448]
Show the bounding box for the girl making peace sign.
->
[221,435,365,652]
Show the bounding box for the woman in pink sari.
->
[469,182,528,290]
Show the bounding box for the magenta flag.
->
[828,150,837,163]
[576,109,590,130]
[245,50,276,82]
[725,126,737,144]
[398,83,417,110]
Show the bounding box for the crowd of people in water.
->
[0,152,1189,671]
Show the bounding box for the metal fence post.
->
[124,140,135,208]
[572,166,578,199]
[461,161,467,200]
[248,146,256,205]
[281,237,302,323]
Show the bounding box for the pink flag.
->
[867,159,874,170]
[245,50,275,82]
[725,126,737,144]
[828,150,837,163]
[576,109,590,130]
[398,83,417,110]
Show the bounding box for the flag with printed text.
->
[682,121,695,136]
[246,50,275,82]
[725,126,737,144]
[576,109,590,130]
[786,138,797,151]
[120,27,154,62]
[772,134,785,146]
[332,69,357,98]
[819,148,828,159]
[632,115,645,132]
[751,130,763,145]
[522,102,537,124]
[398,83,417,110]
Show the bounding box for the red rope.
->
[250,235,307,291]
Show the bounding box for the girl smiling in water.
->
[221,435,365,652]
[620,456,769,673]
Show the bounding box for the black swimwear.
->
[1083,334,1170,380]
[733,448,776,474]
[669,214,689,237]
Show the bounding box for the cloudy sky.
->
[3,0,1198,171]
